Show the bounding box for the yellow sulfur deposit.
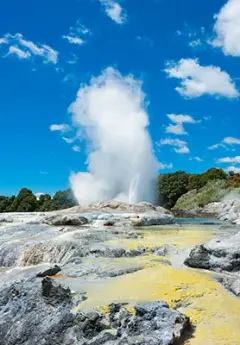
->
[78,226,240,345]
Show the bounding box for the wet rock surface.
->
[0,274,189,345]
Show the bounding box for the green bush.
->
[173,180,231,211]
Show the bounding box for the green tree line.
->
[0,188,77,213]
[157,168,240,209]
[1,168,239,213]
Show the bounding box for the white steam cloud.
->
[69,67,159,206]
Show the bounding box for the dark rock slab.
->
[36,265,61,278]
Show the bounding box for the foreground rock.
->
[185,231,240,272]
[0,277,189,345]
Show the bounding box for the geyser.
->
[69,67,159,206]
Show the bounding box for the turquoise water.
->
[176,218,222,225]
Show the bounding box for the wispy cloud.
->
[62,137,75,144]
[136,36,154,47]
[63,20,91,46]
[99,0,127,24]
[40,171,48,175]
[67,53,78,64]
[176,25,206,50]
[72,145,81,152]
[158,138,190,154]
[208,143,227,151]
[7,46,31,59]
[159,162,173,170]
[165,114,197,135]
[190,157,204,162]
[217,156,240,164]
[0,33,58,64]
[49,124,71,133]
[208,136,240,150]
[164,58,239,99]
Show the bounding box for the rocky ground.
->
[184,198,240,298]
[0,201,192,345]
[2,200,240,344]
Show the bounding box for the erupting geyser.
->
[69,67,159,206]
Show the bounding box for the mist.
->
[69,67,159,206]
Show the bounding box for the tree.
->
[11,188,38,212]
[52,189,77,210]
[201,168,227,185]
[187,174,205,191]
[37,194,57,212]
[0,196,15,212]
[157,171,189,209]
[228,173,240,187]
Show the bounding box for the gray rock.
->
[154,245,173,257]
[185,232,240,272]
[0,277,189,345]
[221,276,240,296]
[44,214,89,226]
[203,198,240,224]
[131,213,174,227]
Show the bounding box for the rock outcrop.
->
[0,276,189,345]
[185,232,240,272]
[203,199,240,224]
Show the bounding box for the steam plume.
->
[69,67,159,206]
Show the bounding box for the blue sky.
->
[1,0,240,196]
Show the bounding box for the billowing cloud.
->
[211,0,240,56]
[69,67,159,206]
[63,20,91,45]
[217,156,240,163]
[158,138,190,154]
[49,124,71,133]
[164,58,239,98]
[165,114,196,135]
[0,33,58,64]
[99,0,127,24]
